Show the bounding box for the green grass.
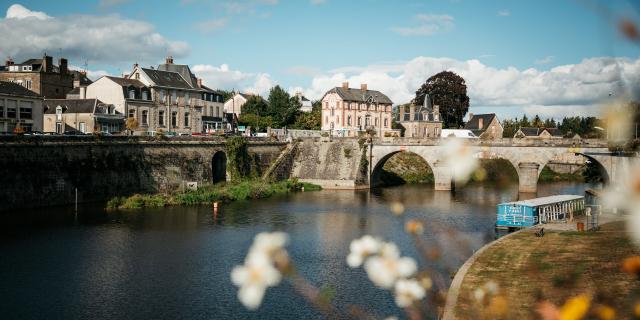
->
[106,178,321,210]
[538,166,584,182]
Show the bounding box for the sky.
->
[0,0,639,120]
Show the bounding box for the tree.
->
[414,71,470,128]
[532,115,543,128]
[242,95,269,117]
[125,117,139,135]
[291,110,320,130]
[267,86,300,127]
[239,113,274,132]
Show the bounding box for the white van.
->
[440,129,478,139]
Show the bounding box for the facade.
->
[0,55,74,98]
[320,82,394,137]
[440,129,478,138]
[65,70,93,99]
[464,113,503,139]
[397,94,442,138]
[514,127,564,139]
[0,81,44,133]
[294,92,313,112]
[43,99,124,134]
[224,93,252,116]
[496,195,585,228]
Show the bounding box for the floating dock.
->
[496,195,585,229]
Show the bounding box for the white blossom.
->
[602,164,640,246]
[473,288,485,301]
[441,138,479,183]
[364,243,417,289]
[347,235,382,268]
[394,279,426,307]
[249,232,288,258]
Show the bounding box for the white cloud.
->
[191,64,276,96]
[195,18,228,33]
[535,55,555,65]
[301,56,640,114]
[392,14,454,36]
[498,10,510,17]
[0,4,189,65]
[6,4,49,19]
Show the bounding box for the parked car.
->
[165,131,178,138]
[191,132,203,136]
[178,132,190,137]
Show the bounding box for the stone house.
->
[43,98,124,134]
[224,92,253,116]
[0,81,44,133]
[464,113,503,139]
[65,70,93,99]
[397,94,442,138]
[320,82,394,137]
[0,55,74,98]
[514,127,564,139]
[294,92,313,113]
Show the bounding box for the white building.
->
[294,92,313,112]
[224,93,253,116]
[0,81,43,133]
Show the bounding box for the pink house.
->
[320,82,394,137]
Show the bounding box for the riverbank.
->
[106,179,321,210]
[447,220,639,319]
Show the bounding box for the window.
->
[135,73,140,80]
[56,106,63,121]
[25,79,32,89]
[159,90,165,103]
[375,118,378,127]
[347,116,351,126]
[142,110,148,125]
[0,102,4,118]
[19,107,32,119]
[158,110,165,126]
[209,106,213,115]
[142,90,148,100]
[384,118,388,128]
[129,89,135,99]
[184,112,190,127]
[79,122,86,133]
[171,90,177,104]
[185,92,190,104]
[216,106,220,116]
[7,107,16,119]
[128,109,135,119]
[171,112,177,127]
[357,117,361,126]
[56,122,63,134]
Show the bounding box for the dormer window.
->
[142,90,148,100]
[129,89,135,99]
[135,73,140,80]
[56,106,62,121]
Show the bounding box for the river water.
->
[0,182,598,319]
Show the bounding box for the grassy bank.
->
[454,221,639,319]
[106,179,321,210]
[538,166,584,182]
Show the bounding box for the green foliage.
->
[538,166,583,182]
[267,86,301,127]
[501,114,605,138]
[242,95,269,116]
[291,108,320,130]
[583,161,606,183]
[105,179,321,210]
[414,71,470,129]
[239,113,274,132]
[226,136,251,181]
[379,152,434,186]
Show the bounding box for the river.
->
[0,182,599,319]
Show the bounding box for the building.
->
[87,57,224,134]
[320,82,394,137]
[397,94,442,138]
[0,55,74,98]
[514,127,564,139]
[43,98,124,134]
[464,113,503,139]
[0,81,44,133]
[65,70,93,99]
[440,129,478,139]
[224,92,253,116]
[294,92,313,113]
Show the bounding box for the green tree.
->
[532,114,543,127]
[414,71,470,129]
[242,95,269,117]
[266,86,300,127]
[519,115,531,128]
[239,113,274,132]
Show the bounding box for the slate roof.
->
[517,127,542,137]
[157,63,198,88]
[464,114,497,134]
[106,76,147,88]
[71,70,93,86]
[0,81,39,97]
[545,127,564,137]
[141,68,193,90]
[43,99,101,114]
[323,87,393,105]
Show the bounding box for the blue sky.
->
[1,0,639,119]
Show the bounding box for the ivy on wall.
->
[225,137,251,181]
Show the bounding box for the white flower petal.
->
[238,284,266,310]
[347,253,363,268]
[396,257,417,278]
[231,265,248,286]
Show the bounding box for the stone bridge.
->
[369,138,631,193]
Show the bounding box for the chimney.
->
[468,112,474,121]
[79,87,86,99]
[43,55,53,73]
[73,79,80,88]
[197,78,203,88]
[5,57,13,67]
[360,83,367,91]
[59,58,68,74]
[478,117,484,129]
[166,55,174,64]
[342,82,349,90]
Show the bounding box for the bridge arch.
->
[370,151,434,188]
[212,151,227,183]
[538,151,610,184]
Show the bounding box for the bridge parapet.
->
[372,137,608,148]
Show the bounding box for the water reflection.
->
[0,182,598,319]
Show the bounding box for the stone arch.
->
[370,150,435,188]
[212,151,227,183]
[538,151,610,184]
[471,151,520,186]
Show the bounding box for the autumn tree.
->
[125,117,139,135]
[414,71,470,128]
